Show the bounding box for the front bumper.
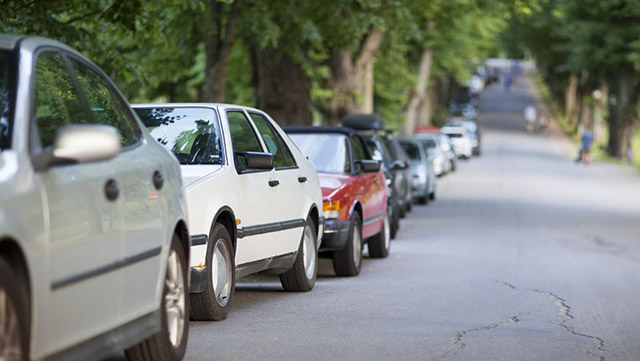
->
[320,218,351,252]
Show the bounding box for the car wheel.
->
[126,235,188,361]
[332,213,362,277]
[390,203,400,240]
[398,200,406,218]
[406,197,412,212]
[417,194,428,205]
[368,213,390,258]
[0,258,28,361]
[190,224,235,321]
[430,191,436,200]
[280,218,317,292]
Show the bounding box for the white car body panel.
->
[441,127,473,159]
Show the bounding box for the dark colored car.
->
[340,114,407,239]
[379,132,413,217]
[285,126,391,275]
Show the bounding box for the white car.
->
[0,35,190,361]
[133,104,324,321]
[441,127,473,159]
[413,133,451,176]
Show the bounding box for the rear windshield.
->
[135,107,223,165]
[288,133,350,173]
[423,139,437,148]
[446,133,463,138]
[399,141,420,161]
[0,51,12,150]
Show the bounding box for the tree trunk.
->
[319,28,384,125]
[405,36,434,135]
[252,48,312,125]
[607,69,638,158]
[202,0,243,102]
[565,73,578,124]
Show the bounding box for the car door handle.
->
[268,180,280,187]
[153,170,164,190]
[104,179,119,201]
[298,176,307,183]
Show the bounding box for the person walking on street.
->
[524,105,537,133]
[580,128,594,164]
[504,74,512,92]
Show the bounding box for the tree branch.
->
[355,27,384,69]
[64,9,103,25]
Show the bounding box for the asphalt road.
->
[112,75,640,361]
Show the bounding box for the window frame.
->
[246,110,298,171]
[28,46,143,158]
[0,49,17,151]
[225,108,269,175]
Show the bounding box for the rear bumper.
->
[320,218,351,252]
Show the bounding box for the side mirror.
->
[243,151,274,170]
[357,159,381,173]
[390,159,408,170]
[33,125,121,172]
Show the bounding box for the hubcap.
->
[0,289,21,361]
[384,214,391,251]
[302,225,316,280]
[352,225,362,268]
[165,249,186,348]
[211,239,232,307]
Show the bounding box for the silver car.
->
[398,138,437,204]
[0,35,190,361]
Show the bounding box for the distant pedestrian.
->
[580,128,594,164]
[524,105,536,133]
[504,74,512,92]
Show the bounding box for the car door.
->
[351,135,385,237]
[30,51,123,353]
[225,109,280,265]
[66,56,165,320]
[246,111,304,255]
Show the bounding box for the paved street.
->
[116,76,640,361]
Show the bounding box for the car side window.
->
[248,112,297,169]
[227,110,263,171]
[33,52,88,149]
[350,135,367,172]
[68,57,140,147]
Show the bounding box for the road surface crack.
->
[432,313,520,360]
[532,289,606,361]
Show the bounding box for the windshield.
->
[399,141,420,161]
[288,133,350,173]
[423,139,437,149]
[0,51,12,150]
[135,107,223,165]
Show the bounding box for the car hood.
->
[318,173,353,200]
[181,165,224,189]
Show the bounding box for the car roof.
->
[282,125,356,136]
[441,126,468,133]
[340,113,385,130]
[131,102,267,114]
[0,34,23,51]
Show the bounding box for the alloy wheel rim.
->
[302,225,316,280]
[211,239,232,307]
[353,225,362,268]
[0,289,21,361]
[384,214,391,251]
[165,249,186,348]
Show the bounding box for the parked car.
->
[414,127,457,174]
[446,119,481,156]
[379,132,413,217]
[133,103,324,321]
[340,114,406,239]
[441,126,473,159]
[398,138,437,204]
[284,126,391,275]
[0,35,190,361]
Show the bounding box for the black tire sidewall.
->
[0,258,29,361]
[205,224,235,315]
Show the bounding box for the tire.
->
[368,213,390,258]
[390,203,400,240]
[332,213,363,277]
[190,224,235,321]
[0,258,29,361]
[280,218,317,292]
[126,235,189,361]
[417,194,428,205]
[406,197,412,212]
[430,191,436,200]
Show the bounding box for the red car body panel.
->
[319,171,387,239]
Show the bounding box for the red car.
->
[285,126,390,277]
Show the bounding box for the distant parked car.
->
[0,35,190,361]
[446,119,481,156]
[414,127,457,174]
[134,103,324,321]
[285,126,391,275]
[441,126,473,159]
[379,133,413,217]
[340,114,405,239]
[398,138,437,204]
